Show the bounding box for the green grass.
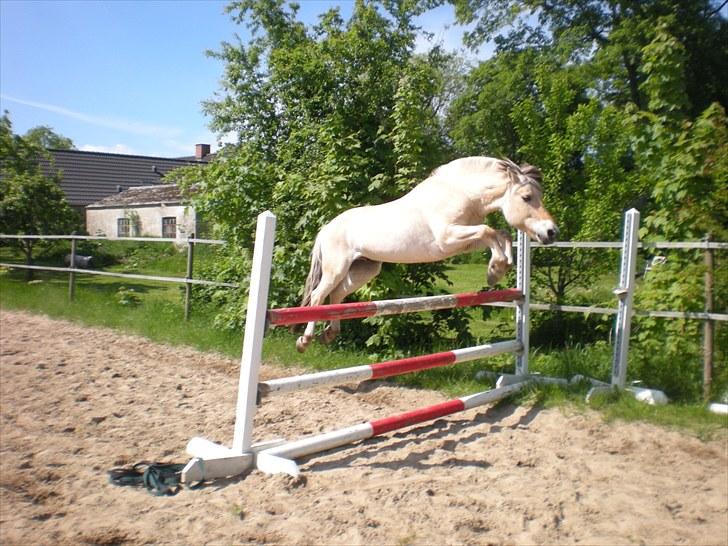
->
[0,268,243,356]
[1,257,725,438]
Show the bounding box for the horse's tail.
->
[300,236,322,308]
[289,237,322,334]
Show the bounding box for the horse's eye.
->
[522,195,532,203]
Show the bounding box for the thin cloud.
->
[0,94,182,139]
[80,143,139,155]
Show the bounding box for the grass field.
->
[1,243,725,436]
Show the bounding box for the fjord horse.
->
[295,157,558,352]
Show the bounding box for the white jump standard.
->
[181,211,533,483]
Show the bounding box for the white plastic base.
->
[181,437,287,483]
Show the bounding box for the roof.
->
[40,148,206,208]
[86,183,186,209]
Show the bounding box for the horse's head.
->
[498,160,559,245]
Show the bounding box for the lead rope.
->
[107,462,188,496]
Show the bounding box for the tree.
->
[448,0,728,114]
[0,114,79,279]
[24,126,76,150]
[449,47,645,306]
[626,24,728,400]
[176,0,472,355]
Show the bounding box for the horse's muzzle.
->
[536,222,559,245]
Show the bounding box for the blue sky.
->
[1,0,485,158]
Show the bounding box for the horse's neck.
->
[458,173,508,217]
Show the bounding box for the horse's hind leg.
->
[296,254,354,353]
[320,259,382,345]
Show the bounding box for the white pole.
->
[232,211,277,452]
[611,208,640,388]
[515,230,531,375]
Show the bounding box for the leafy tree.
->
[177,0,472,355]
[24,126,76,150]
[448,0,728,114]
[626,24,728,400]
[447,49,539,159]
[0,113,79,279]
[449,47,645,306]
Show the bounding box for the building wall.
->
[86,204,197,241]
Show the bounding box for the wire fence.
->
[1,233,725,321]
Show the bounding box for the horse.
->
[294,156,558,352]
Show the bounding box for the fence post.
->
[184,233,195,321]
[232,211,276,453]
[515,230,531,376]
[68,233,77,301]
[703,234,714,401]
[611,208,640,388]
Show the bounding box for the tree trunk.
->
[623,55,642,109]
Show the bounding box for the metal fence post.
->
[232,211,276,453]
[184,233,195,321]
[68,233,77,301]
[515,230,531,376]
[703,234,714,401]
[611,208,640,388]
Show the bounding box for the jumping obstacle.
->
[258,340,521,397]
[267,288,522,326]
[181,211,532,482]
[256,382,527,476]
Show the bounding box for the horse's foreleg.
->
[320,259,382,345]
[439,225,512,286]
[498,230,513,265]
[487,230,513,286]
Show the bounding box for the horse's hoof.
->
[487,271,498,287]
[318,328,338,345]
[296,336,309,353]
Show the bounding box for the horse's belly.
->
[341,209,446,263]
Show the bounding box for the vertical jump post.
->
[611,208,640,388]
[181,211,277,484]
[233,211,277,452]
[515,230,531,375]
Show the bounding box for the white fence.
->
[0,233,237,320]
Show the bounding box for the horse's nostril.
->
[547,228,555,239]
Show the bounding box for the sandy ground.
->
[0,309,726,546]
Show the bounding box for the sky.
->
[1,0,487,158]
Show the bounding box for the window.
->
[117,216,139,237]
[117,217,131,237]
[162,217,177,238]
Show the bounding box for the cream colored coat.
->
[296,156,558,352]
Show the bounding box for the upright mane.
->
[497,158,543,190]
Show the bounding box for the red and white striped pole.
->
[267,289,522,326]
[259,339,521,397]
[256,382,527,476]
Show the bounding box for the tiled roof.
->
[40,148,206,207]
[86,184,186,208]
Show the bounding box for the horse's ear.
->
[520,164,543,184]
